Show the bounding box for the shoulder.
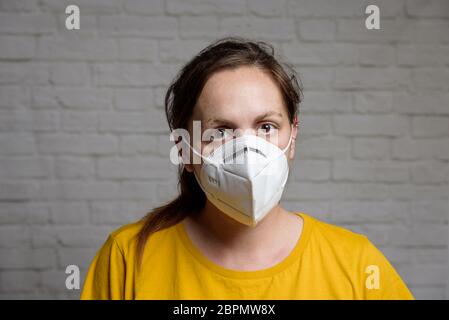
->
[303,212,396,269]
[106,217,179,255]
[302,213,371,255]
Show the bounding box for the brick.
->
[388,184,447,201]
[166,0,246,16]
[301,92,352,113]
[0,13,57,34]
[0,62,51,86]
[353,92,393,114]
[115,88,154,111]
[0,36,35,59]
[0,248,56,269]
[159,39,210,63]
[37,133,117,155]
[358,45,395,66]
[284,182,350,201]
[248,0,286,17]
[118,38,157,62]
[40,269,72,294]
[37,36,118,61]
[0,180,39,200]
[155,181,180,202]
[401,264,448,285]
[0,0,40,12]
[41,0,121,14]
[0,157,53,179]
[334,114,408,137]
[0,271,39,292]
[91,200,152,224]
[98,15,177,38]
[48,201,90,225]
[412,20,449,43]
[330,201,407,223]
[54,156,94,179]
[298,136,351,159]
[343,183,390,200]
[58,247,98,269]
[49,63,89,85]
[92,63,177,87]
[60,111,97,132]
[0,226,30,247]
[98,111,168,133]
[352,224,408,247]
[333,160,409,183]
[53,226,111,248]
[0,86,30,109]
[282,43,340,66]
[39,181,120,200]
[123,0,165,15]
[298,19,336,41]
[288,0,403,18]
[298,114,332,136]
[409,287,445,300]
[180,16,219,39]
[220,17,295,41]
[434,139,449,161]
[297,67,334,90]
[97,157,177,180]
[335,67,411,89]
[119,134,170,156]
[0,133,35,155]
[293,159,331,181]
[119,182,161,200]
[392,138,439,160]
[412,116,449,138]
[409,248,447,265]
[353,138,391,160]
[32,87,113,109]
[410,200,449,223]
[406,0,449,18]
[337,19,414,43]
[413,68,449,90]
[411,161,449,184]
[397,45,449,66]
[0,202,49,225]
[394,92,449,115]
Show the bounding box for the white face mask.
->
[181,129,294,226]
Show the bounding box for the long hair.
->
[135,36,303,270]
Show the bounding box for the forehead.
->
[194,66,286,119]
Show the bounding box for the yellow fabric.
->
[80,212,414,300]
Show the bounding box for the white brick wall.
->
[0,0,448,299]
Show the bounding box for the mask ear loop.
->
[279,123,296,154]
[176,131,218,169]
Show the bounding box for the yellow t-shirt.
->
[80,212,414,300]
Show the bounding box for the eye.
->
[259,123,277,135]
[209,128,229,142]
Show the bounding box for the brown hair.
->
[135,36,303,270]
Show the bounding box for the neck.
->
[190,200,290,253]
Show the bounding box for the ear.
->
[288,117,299,160]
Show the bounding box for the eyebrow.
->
[206,111,283,126]
[254,111,283,122]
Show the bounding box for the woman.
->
[80,37,414,300]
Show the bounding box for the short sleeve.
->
[80,234,126,300]
[361,237,414,300]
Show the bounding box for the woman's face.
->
[185,65,298,172]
